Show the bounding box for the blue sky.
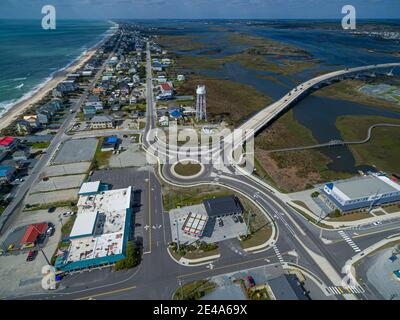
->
[1,0,399,19]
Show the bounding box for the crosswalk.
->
[272,245,284,264]
[326,286,365,296]
[338,230,361,253]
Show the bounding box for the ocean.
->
[0,19,114,117]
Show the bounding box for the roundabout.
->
[171,159,205,180]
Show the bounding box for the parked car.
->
[48,207,56,213]
[218,218,224,227]
[247,276,256,288]
[26,250,38,262]
[232,215,239,223]
[46,226,55,237]
[238,215,244,223]
[63,211,73,217]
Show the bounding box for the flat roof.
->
[330,174,400,200]
[182,212,208,237]
[203,195,243,218]
[69,211,98,238]
[79,181,100,195]
[268,274,310,300]
[64,186,132,267]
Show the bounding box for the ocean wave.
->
[0,22,117,120]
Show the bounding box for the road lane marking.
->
[178,255,277,280]
[75,285,137,300]
[338,230,361,253]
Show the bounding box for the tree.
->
[114,241,141,271]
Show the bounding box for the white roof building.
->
[78,181,101,196]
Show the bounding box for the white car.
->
[373,221,382,226]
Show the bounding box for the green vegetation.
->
[315,79,400,112]
[175,75,272,126]
[173,280,217,300]
[169,241,219,260]
[158,35,209,52]
[163,186,232,211]
[255,110,353,192]
[93,138,112,169]
[328,210,374,222]
[248,287,271,300]
[114,241,142,271]
[24,200,77,212]
[289,203,334,229]
[30,141,51,149]
[336,115,400,175]
[311,191,320,198]
[240,201,273,249]
[173,162,202,176]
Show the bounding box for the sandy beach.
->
[0,27,116,133]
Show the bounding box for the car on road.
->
[48,207,56,213]
[373,221,382,226]
[247,276,256,288]
[218,218,224,227]
[232,215,239,223]
[26,250,38,262]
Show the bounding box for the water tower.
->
[196,85,207,121]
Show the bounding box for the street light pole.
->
[176,220,180,252]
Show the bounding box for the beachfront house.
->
[16,120,33,135]
[57,80,77,93]
[0,137,19,153]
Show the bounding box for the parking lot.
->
[169,204,247,245]
[0,207,69,299]
[53,138,98,164]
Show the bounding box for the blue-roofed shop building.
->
[322,173,400,213]
[0,165,16,184]
[55,182,132,272]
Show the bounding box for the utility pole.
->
[176,220,180,252]
[31,224,51,265]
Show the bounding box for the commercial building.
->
[0,165,16,183]
[56,182,132,272]
[90,115,115,129]
[20,223,48,249]
[0,137,18,153]
[322,173,400,212]
[268,274,311,300]
[203,195,243,219]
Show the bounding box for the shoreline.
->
[0,21,118,133]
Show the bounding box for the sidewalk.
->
[288,200,400,229]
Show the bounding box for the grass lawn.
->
[173,280,217,300]
[383,204,400,214]
[169,247,219,262]
[174,162,202,176]
[30,141,51,149]
[336,115,400,175]
[327,212,373,222]
[163,186,232,211]
[93,138,112,169]
[288,204,334,229]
